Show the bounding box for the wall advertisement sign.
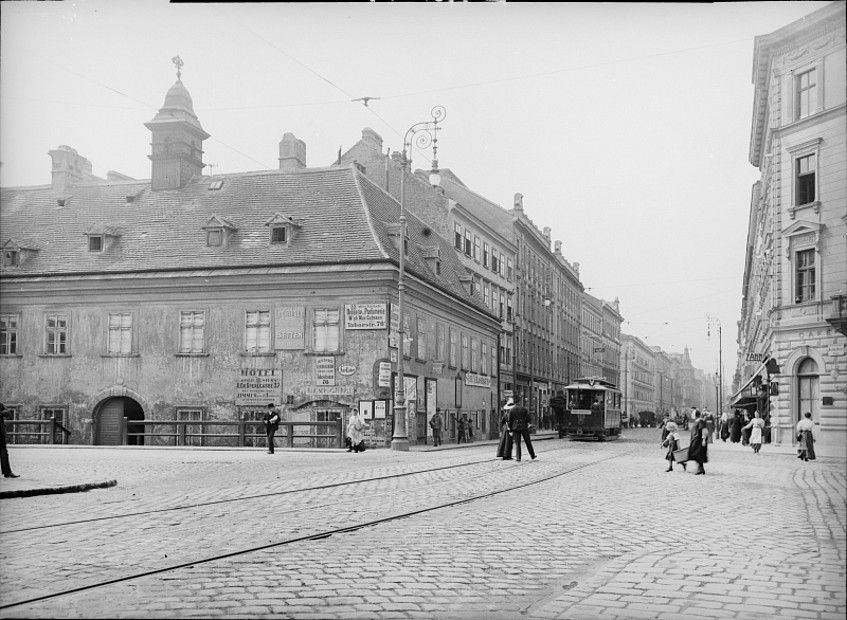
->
[236,366,282,405]
[465,372,492,388]
[315,357,336,386]
[378,361,392,387]
[345,303,387,330]
[275,306,305,349]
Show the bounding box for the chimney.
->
[543,226,551,248]
[361,128,383,156]
[279,133,306,171]
[573,262,580,276]
[554,240,562,255]
[48,145,92,192]
[514,193,523,212]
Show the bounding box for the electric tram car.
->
[555,377,623,440]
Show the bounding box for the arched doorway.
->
[796,358,820,427]
[95,397,145,445]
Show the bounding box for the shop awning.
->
[729,359,769,406]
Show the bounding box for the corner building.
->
[734,2,846,453]
[0,75,500,448]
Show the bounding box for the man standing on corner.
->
[508,401,536,462]
[429,408,444,447]
[263,403,281,454]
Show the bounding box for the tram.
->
[556,377,622,441]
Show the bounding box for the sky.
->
[0,0,836,380]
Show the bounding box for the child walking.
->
[661,421,685,472]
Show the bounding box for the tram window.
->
[569,390,596,409]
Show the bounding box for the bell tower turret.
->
[144,57,210,190]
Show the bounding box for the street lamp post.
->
[392,105,446,452]
[707,315,723,418]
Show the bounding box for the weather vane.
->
[172,55,184,80]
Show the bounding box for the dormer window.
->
[264,212,301,247]
[271,227,287,244]
[1,238,40,268]
[3,250,19,267]
[207,230,223,247]
[84,226,122,254]
[201,215,237,248]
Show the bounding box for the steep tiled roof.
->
[437,172,514,241]
[0,164,491,316]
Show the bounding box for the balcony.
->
[825,294,847,336]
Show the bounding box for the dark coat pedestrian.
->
[508,404,536,461]
[429,409,444,447]
[730,411,742,443]
[741,410,752,446]
[457,412,470,444]
[263,403,281,454]
[497,399,514,459]
[687,410,708,475]
[0,403,19,478]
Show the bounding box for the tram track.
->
[0,447,636,612]
[1,440,584,535]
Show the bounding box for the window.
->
[796,69,817,119]
[481,342,489,375]
[0,315,18,355]
[207,229,223,247]
[88,236,104,252]
[483,285,490,308]
[491,249,499,274]
[454,223,463,251]
[436,324,446,361]
[471,338,479,372]
[797,357,819,424]
[2,250,19,267]
[312,308,340,353]
[271,227,287,244]
[795,249,815,303]
[177,408,205,446]
[499,294,506,319]
[449,329,458,368]
[507,258,513,281]
[473,236,481,262]
[483,242,489,268]
[245,310,271,353]
[45,313,68,355]
[795,154,816,205]
[464,230,472,256]
[417,318,427,360]
[179,311,206,354]
[461,334,469,370]
[107,312,133,355]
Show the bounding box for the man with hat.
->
[507,399,537,462]
[429,408,444,447]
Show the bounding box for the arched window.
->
[796,357,819,424]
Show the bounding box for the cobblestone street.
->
[0,429,844,619]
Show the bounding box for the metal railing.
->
[6,417,71,445]
[119,417,345,449]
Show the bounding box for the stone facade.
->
[736,2,846,453]
[0,81,501,449]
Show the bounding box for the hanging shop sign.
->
[345,303,387,330]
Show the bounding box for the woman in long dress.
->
[796,412,816,462]
[687,410,708,475]
[346,413,365,453]
[496,400,514,460]
[742,411,765,454]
